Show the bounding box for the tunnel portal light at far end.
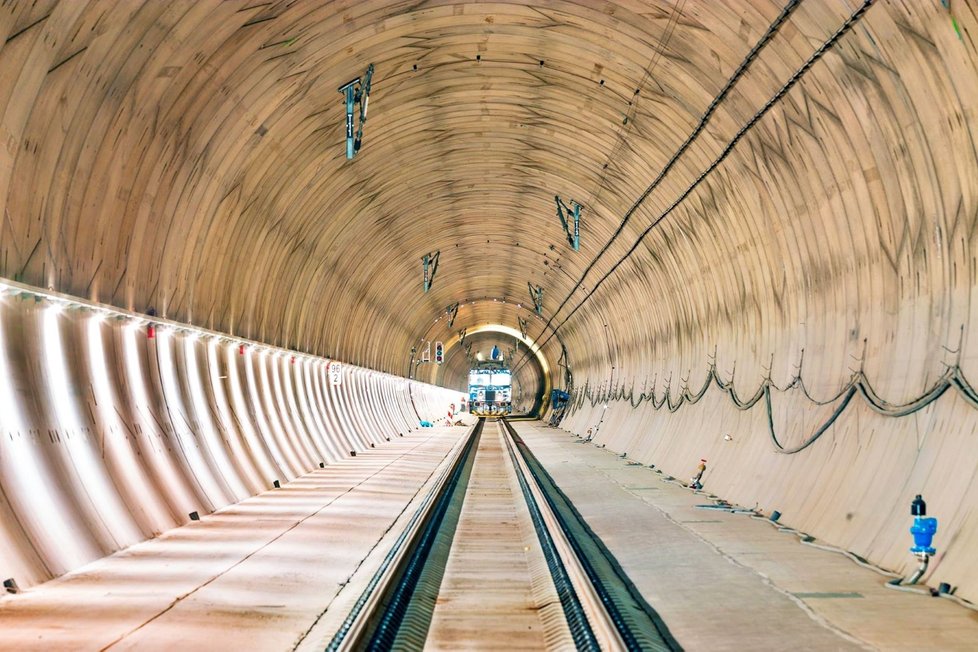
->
[337,63,374,159]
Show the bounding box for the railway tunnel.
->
[1,0,978,649]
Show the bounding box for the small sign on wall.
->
[329,362,342,385]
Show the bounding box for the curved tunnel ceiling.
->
[1,0,976,402]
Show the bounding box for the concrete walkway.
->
[513,422,978,651]
[0,427,467,651]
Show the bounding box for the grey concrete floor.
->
[513,422,978,652]
[0,427,467,651]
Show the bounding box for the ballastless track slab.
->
[324,418,678,651]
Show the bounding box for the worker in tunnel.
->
[690,459,707,490]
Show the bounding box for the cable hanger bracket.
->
[528,283,544,315]
[422,251,440,293]
[555,195,581,251]
[337,63,374,159]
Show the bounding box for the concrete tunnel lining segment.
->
[0,0,977,609]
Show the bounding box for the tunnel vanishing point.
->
[2,1,978,650]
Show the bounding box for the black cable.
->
[519,0,876,376]
[512,0,806,376]
[567,355,978,456]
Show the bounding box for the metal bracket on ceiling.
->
[518,316,528,340]
[528,283,544,315]
[422,251,440,293]
[555,195,581,251]
[558,342,573,388]
[446,302,459,328]
[458,328,466,345]
[337,63,374,159]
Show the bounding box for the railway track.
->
[324,418,680,651]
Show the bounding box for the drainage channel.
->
[326,417,679,651]
[325,418,483,651]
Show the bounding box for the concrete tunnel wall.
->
[0,289,461,590]
[2,0,978,607]
[557,372,978,601]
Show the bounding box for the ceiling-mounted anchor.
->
[337,63,374,159]
[559,342,572,387]
[528,283,544,315]
[518,316,528,340]
[555,195,581,251]
[446,302,459,328]
[458,328,467,345]
[423,251,440,293]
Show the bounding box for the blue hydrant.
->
[909,494,937,556]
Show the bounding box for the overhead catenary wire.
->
[516,1,969,450]
[515,0,877,378]
[578,0,686,213]
[510,0,807,376]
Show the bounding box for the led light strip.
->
[0,277,420,388]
